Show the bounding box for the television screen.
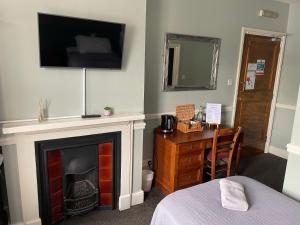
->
[38,13,125,69]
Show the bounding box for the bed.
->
[151,176,300,225]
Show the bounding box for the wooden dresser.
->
[154,129,214,195]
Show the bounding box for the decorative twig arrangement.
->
[38,98,50,122]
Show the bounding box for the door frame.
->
[231,27,286,153]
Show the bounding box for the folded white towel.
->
[219,178,249,211]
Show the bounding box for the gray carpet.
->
[62,153,287,225]
[238,153,287,192]
[61,188,163,225]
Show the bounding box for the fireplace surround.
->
[36,132,121,224]
[0,113,145,225]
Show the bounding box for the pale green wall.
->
[132,129,144,193]
[290,85,300,146]
[145,0,289,114]
[277,4,300,105]
[270,108,295,149]
[270,3,300,150]
[143,119,160,160]
[0,2,146,221]
[283,85,300,200]
[144,0,289,159]
[0,0,146,121]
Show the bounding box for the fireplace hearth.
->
[35,132,121,225]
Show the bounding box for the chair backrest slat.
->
[209,126,242,180]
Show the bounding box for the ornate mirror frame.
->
[162,33,221,91]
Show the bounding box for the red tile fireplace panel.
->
[47,150,63,224]
[98,143,113,207]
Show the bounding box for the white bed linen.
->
[151,176,300,225]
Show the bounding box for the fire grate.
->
[65,180,98,214]
[67,180,95,199]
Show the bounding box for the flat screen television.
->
[38,13,126,69]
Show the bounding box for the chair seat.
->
[207,149,229,161]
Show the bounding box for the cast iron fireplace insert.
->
[35,132,121,225]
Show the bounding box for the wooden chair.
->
[206,126,242,180]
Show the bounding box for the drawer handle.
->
[186,175,192,180]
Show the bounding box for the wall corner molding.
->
[276,103,296,111]
[269,145,288,159]
[287,143,300,156]
[145,106,233,120]
[133,121,146,130]
[131,190,144,206]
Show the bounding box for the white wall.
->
[144,0,289,160]
[0,0,146,121]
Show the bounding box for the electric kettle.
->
[160,115,176,133]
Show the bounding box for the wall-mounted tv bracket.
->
[81,68,101,118]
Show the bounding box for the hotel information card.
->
[206,103,222,125]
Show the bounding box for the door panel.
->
[234,34,281,153]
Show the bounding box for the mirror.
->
[163,33,221,91]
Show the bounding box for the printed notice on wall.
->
[247,63,257,71]
[245,63,257,90]
[256,59,266,75]
[206,103,222,125]
[245,71,256,90]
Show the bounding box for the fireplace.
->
[35,132,121,225]
[1,114,145,225]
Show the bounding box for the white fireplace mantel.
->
[1,113,145,135]
[0,113,146,225]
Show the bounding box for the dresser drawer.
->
[178,152,202,171]
[177,169,202,188]
[178,141,204,155]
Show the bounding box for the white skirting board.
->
[119,191,144,210]
[286,144,300,156]
[131,190,144,206]
[118,194,132,211]
[268,145,288,159]
[10,219,41,225]
[24,219,41,225]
